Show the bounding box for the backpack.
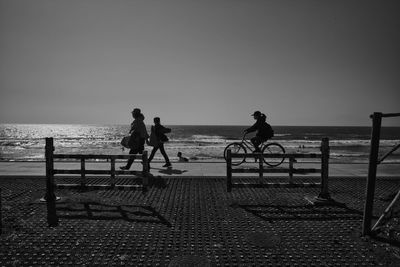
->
[264,123,274,139]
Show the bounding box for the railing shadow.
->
[370,235,400,248]
[155,167,188,176]
[149,175,168,189]
[56,201,171,227]
[231,203,364,223]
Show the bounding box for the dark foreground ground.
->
[1,176,400,266]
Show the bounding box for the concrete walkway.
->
[1,160,399,178]
[1,176,400,266]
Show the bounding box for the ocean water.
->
[1,124,400,162]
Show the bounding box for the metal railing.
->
[362,112,400,236]
[226,138,333,204]
[44,137,149,227]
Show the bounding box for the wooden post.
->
[318,137,330,200]
[110,157,116,187]
[45,137,59,227]
[289,156,294,184]
[0,188,2,235]
[142,151,149,192]
[259,153,264,184]
[227,149,232,192]
[362,112,382,236]
[80,158,86,189]
[310,137,334,206]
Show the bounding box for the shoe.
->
[163,163,171,167]
[119,166,129,170]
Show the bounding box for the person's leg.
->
[124,148,137,169]
[159,144,171,166]
[148,146,159,163]
[121,138,146,170]
[251,137,262,152]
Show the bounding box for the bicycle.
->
[223,133,286,167]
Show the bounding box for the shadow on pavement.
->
[231,203,364,223]
[155,167,188,175]
[371,235,400,248]
[57,201,172,227]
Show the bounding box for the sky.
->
[1,0,399,126]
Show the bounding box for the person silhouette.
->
[147,117,172,168]
[120,108,149,170]
[244,111,273,152]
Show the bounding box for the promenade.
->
[1,160,399,178]
[1,161,400,266]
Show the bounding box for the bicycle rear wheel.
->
[262,143,285,167]
[224,143,247,166]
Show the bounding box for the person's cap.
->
[252,111,261,117]
[131,108,141,114]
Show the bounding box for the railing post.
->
[227,149,232,192]
[81,158,86,189]
[310,137,335,206]
[259,153,263,184]
[362,112,382,236]
[319,137,330,199]
[0,188,2,235]
[289,156,294,184]
[110,157,116,187]
[142,151,149,192]
[45,137,59,227]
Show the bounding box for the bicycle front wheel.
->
[262,143,286,167]
[224,143,247,166]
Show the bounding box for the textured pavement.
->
[1,175,400,266]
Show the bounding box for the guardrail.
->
[44,137,149,227]
[226,138,332,204]
[0,188,2,235]
[362,112,400,236]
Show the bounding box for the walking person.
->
[147,117,172,168]
[120,108,149,170]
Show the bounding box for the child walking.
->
[147,117,172,168]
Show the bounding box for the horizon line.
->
[0,122,397,128]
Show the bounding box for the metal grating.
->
[1,176,400,266]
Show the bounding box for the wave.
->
[169,135,228,144]
[2,136,399,147]
[2,123,399,161]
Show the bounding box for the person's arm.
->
[129,121,136,134]
[159,125,171,134]
[245,123,257,133]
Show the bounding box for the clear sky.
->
[1,0,399,126]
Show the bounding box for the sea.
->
[1,124,400,163]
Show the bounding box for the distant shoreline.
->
[1,122,400,128]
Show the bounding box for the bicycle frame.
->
[240,133,268,152]
[224,133,285,167]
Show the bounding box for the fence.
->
[0,188,2,235]
[44,137,149,227]
[362,112,400,236]
[226,138,332,203]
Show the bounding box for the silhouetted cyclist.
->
[244,111,274,152]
